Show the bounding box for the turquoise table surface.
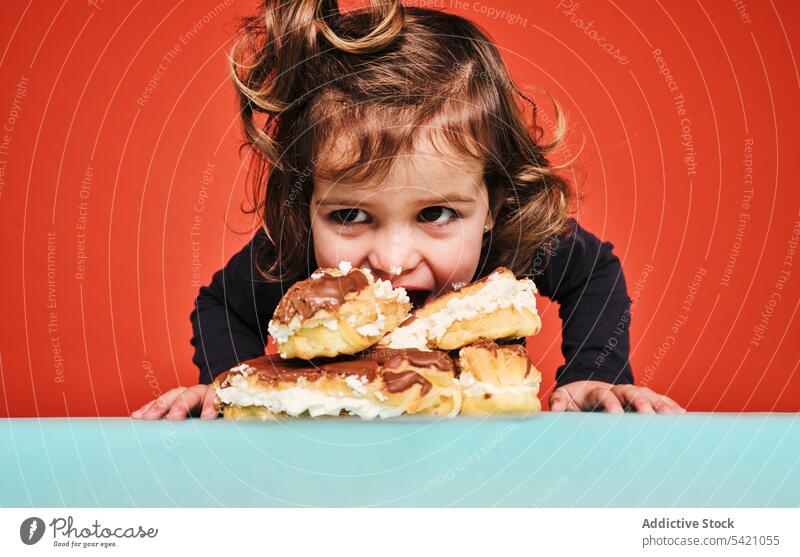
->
[1,413,798,507]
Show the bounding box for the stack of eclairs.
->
[213,262,543,420]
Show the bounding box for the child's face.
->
[311,138,493,307]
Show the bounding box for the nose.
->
[366,224,422,280]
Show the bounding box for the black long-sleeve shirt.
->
[190,220,634,387]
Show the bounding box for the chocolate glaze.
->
[273,269,369,323]
[368,347,454,372]
[383,370,432,395]
[246,353,379,383]
[224,348,452,393]
[465,339,533,377]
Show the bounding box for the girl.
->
[132,0,683,420]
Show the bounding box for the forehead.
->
[313,135,486,205]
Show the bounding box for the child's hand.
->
[131,385,218,420]
[549,381,684,414]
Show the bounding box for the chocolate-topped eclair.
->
[456,339,541,415]
[218,348,448,388]
[379,267,541,351]
[273,267,370,324]
[267,262,412,359]
[214,347,462,420]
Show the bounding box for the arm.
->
[534,220,634,387]
[190,228,284,384]
[533,220,682,413]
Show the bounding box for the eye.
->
[418,206,459,226]
[329,208,370,227]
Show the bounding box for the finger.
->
[549,391,570,412]
[629,396,655,414]
[131,400,156,418]
[654,395,685,414]
[143,387,187,419]
[586,388,624,413]
[132,397,166,418]
[201,386,219,419]
[132,396,163,417]
[617,387,656,414]
[166,388,204,420]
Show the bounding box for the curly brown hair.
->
[229,0,576,283]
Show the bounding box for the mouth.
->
[405,289,433,311]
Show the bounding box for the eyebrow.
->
[315,193,477,207]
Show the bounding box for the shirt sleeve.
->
[190,228,285,384]
[532,219,634,386]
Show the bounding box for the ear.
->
[484,185,505,231]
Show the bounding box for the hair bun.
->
[317,0,404,54]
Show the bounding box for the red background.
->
[1,0,798,416]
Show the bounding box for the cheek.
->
[426,228,484,282]
[311,221,368,268]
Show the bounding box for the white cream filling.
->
[267,316,302,344]
[217,375,404,420]
[457,371,540,398]
[382,324,429,351]
[229,363,256,376]
[373,277,409,303]
[356,309,386,337]
[383,273,538,349]
[344,374,369,394]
